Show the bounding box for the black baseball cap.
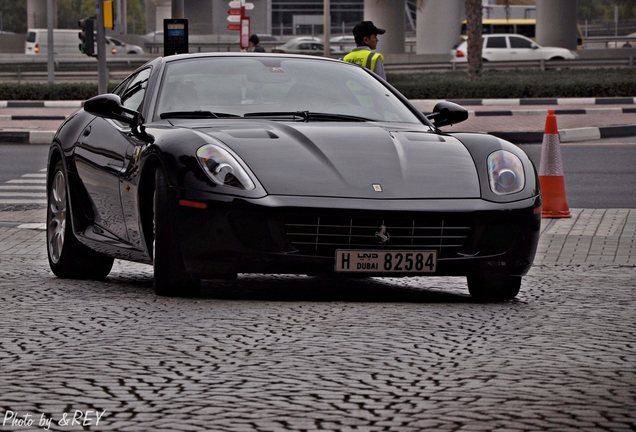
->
[352,21,386,39]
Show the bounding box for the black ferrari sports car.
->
[46,53,541,300]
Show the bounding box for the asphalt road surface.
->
[521,136,636,208]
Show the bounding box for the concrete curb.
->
[0,101,83,108]
[4,124,634,145]
[492,124,636,144]
[2,98,635,145]
[471,107,636,117]
[0,130,55,144]
[412,97,636,106]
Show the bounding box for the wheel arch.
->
[138,152,163,258]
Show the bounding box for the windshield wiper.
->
[160,111,240,119]
[243,111,370,122]
[243,111,310,121]
[305,112,371,122]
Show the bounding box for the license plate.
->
[335,250,437,273]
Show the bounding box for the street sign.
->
[228,1,254,10]
[228,9,241,15]
[240,17,250,49]
[227,24,241,31]
[227,15,240,23]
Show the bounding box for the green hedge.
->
[0,82,117,100]
[387,68,636,99]
[1,68,635,100]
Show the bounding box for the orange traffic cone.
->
[539,110,571,218]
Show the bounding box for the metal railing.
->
[0,52,634,83]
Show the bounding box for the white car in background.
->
[106,36,144,54]
[451,34,578,62]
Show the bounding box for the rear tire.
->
[467,275,521,301]
[47,160,114,279]
[153,168,200,296]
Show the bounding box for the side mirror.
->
[531,43,539,49]
[84,93,141,126]
[426,101,468,128]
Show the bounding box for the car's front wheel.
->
[153,168,200,297]
[467,275,521,301]
[47,160,114,279]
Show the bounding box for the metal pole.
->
[121,0,127,34]
[172,0,184,19]
[47,0,54,84]
[323,0,330,56]
[615,4,618,37]
[96,0,108,94]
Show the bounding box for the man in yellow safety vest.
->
[342,21,386,80]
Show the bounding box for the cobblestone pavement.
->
[0,208,635,431]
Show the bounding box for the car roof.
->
[483,33,532,38]
[159,51,342,65]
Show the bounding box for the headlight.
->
[487,150,525,195]
[196,144,255,191]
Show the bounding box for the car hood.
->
[182,120,480,199]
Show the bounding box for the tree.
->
[56,0,145,34]
[126,0,146,34]
[0,0,27,33]
[57,0,95,29]
[465,0,483,82]
[579,0,636,22]
[413,0,485,81]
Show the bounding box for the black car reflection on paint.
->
[46,53,541,300]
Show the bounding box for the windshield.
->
[155,56,422,124]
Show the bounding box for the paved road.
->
[1,99,635,431]
[0,208,635,431]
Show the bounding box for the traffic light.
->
[78,18,95,56]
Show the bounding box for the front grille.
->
[283,214,472,259]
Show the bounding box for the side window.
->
[486,36,507,49]
[298,43,310,50]
[510,36,532,49]
[120,68,151,112]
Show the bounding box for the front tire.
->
[467,275,521,301]
[153,168,200,296]
[47,160,114,279]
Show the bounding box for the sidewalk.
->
[1,97,636,144]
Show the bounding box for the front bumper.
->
[174,191,542,280]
